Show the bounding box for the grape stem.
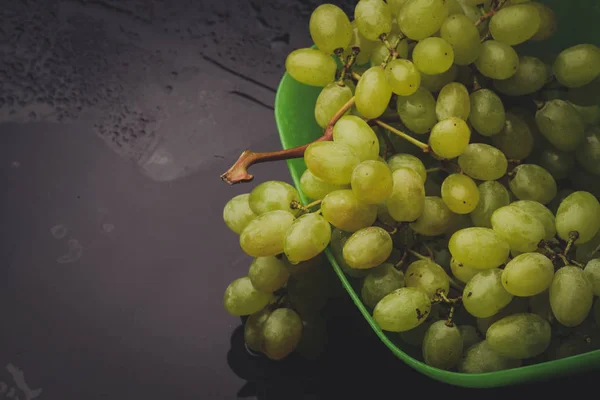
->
[374,120,431,153]
[563,231,579,256]
[290,199,322,214]
[474,0,508,27]
[394,250,408,270]
[337,49,359,85]
[220,96,356,184]
[408,249,432,262]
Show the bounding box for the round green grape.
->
[490,205,545,253]
[441,173,479,214]
[440,14,482,65]
[584,259,600,296]
[486,313,551,359]
[458,340,522,373]
[475,40,519,80]
[240,210,296,257]
[361,263,405,309]
[355,66,393,119]
[351,160,394,204]
[321,189,377,233]
[305,141,360,185]
[550,266,594,327]
[530,2,557,41]
[249,180,301,216]
[410,196,454,236]
[463,269,513,318]
[397,0,449,40]
[422,321,463,370]
[396,87,438,134]
[553,44,600,88]
[244,308,272,353]
[300,169,349,201]
[489,4,540,45]
[333,115,380,162]
[285,48,337,86]
[469,89,505,136]
[493,56,551,96]
[262,308,303,360]
[309,4,353,54]
[223,276,273,316]
[249,256,291,293]
[449,227,510,270]
[413,37,454,75]
[385,59,421,96]
[491,112,534,160]
[429,117,471,159]
[373,287,432,332]
[343,226,393,269]
[284,213,331,264]
[387,168,426,222]
[314,83,353,129]
[509,164,557,205]
[535,99,586,152]
[501,253,554,297]
[511,200,556,241]
[405,260,450,298]
[469,181,510,229]
[355,0,393,41]
[223,193,257,235]
[436,82,470,121]
[555,191,600,244]
[451,257,479,284]
[387,153,427,182]
[458,143,508,181]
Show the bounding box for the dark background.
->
[0,0,595,398]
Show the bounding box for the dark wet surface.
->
[0,0,596,398]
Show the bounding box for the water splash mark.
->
[56,239,83,264]
[49,224,68,239]
[4,363,42,400]
[102,223,115,233]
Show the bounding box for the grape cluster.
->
[222,0,600,372]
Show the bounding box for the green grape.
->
[343,23,379,65]
[487,313,551,359]
[355,0,393,41]
[249,256,291,293]
[351,160,394,204]
[261,308,303,360]
[355,66,393,119]
[530,2,557,41]
[377,202,397,227]
[412,37,454,75]
[361,263,406,309]
[436,82,470,121]
[223,193,257,235]
[305,141,360,185]
[490,205,545,253]
[501,253,554,297]
[476,296,529,335]
[388,0,409,14]
[493,56,550,96]
[459,1,489,34]
[468,89,505,137]
[509,164,557,205]
[489,4,540,46]
[295,314,328,360]
[300,169,348,201]
[459,325,482,350]
[343,227,393,269]
[463,269,513,318]
[567,76,600,106]
[405,260,450,298]
[387,168,426,222]
[440,14,481,66]
[470,181,510,229]
[425,176,443,197]
[244,307,272,353]
[429,117,471,159]
[553,44,600,89]
[569,102,600,126]
[240,210,296,257]
[287,267,329,317]
[550,266,594,327]
[321,189,377,233]
[451,257,479,284]
[576,230,600,264]
[576,128,600,176]
[441,173,479,214]
[549,188,574,215]
[385,59,421,96]
[419,65,459,92]
[285,48,337,87]
[535,99,586,151]
[458,340,522,373]
[458,143,508,181]
[333,115,380,162]
[422,321,463,370]
[475,40,519,80]
[373,287,432,332]
[223,276,273,316]
[284,214,331,264]
[387,153,427,182]
[370,33,409,67]
[309,4,352,54]
[249,181,301,216]
[449,227,510,270]
[410,196,454,236]
[491,112,534,160]
[511,200,556,241]
[397,0,449,40]
[396,87,438,134]
[446,0,465,15]
[314,83,353,129]
[584,259,600,296]
[399,320,433,346]
[330,229,369,278]
[555,191,600,244]
[536,147,575,181]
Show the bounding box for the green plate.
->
[275,0,600,388]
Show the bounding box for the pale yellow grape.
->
[553,44,600,88]
[397,0,449,40]
[475,40,519,80]
[314,83,353,129]
[436,82,470,121]
[530,2,557,41]
[501,253,554,297]
[385,59,421,96]
[240,210,296,257]
[469,181,510,228]
[458,143,508,181]
[355,0,393,41]
[494,56,551,96]
[422,321,463,370]
[262,308,303,360]
[440,14,481,65]
[463,269,513,318]
[396,87,438,134]
[410,196,454,236]
[449,227,510,269]
[309,4,353,54]
[373,287,432,332]
[491,112,534,160]
[490,205,545,253]
[509,164,557,205]
[420,65,459,92]
[321,189,377,232]
[413,37,454,75]
[489,4,540,46]
[429,117,471,159]
[550,266,594,327]
[441,173,479,214]
[223,193,257,235]
[248,256,291,293]
[332,115,380,162]
[355,66,393,119]
[584,259,600,296]
[486,313,551,359]
[451,257,478,284]
[343,227,393,269]
[469,89,505,136]
[304,141,360,185]
[555,191,600,244]
[405,260,450,298]
[351,160,394,204]
[386,168,426,222]
[223,276,273,316]
[300,169,348,201]
[284,213,331,264]
[510,200,556,241]
[386,153,427,182]
[249,180,301,216]
[285,48,337,86]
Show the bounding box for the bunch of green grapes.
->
[221,0,600,370]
